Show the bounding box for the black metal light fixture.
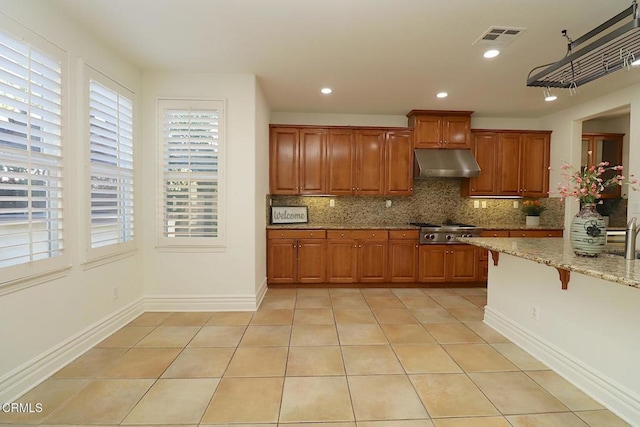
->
[527,0,640,91]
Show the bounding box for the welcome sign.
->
[271,206,308,224]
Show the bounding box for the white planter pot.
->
[525,216,540,227]
[570,203,606,257]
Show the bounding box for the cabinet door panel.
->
[414,116,442,148]
[468,132,498,195]
[389,240,418,282]
[267,239,296,283]
[358,240,388,282]
[444,116,471,149]
[418,246,447,282]
[299,129,326,194]
[385,131,414,195]
[521,133,550,198]
[327,129,356,194]
[269,128,299,194]
[497,134,522,195]
[356,130,385,194]
[449,245,478,282]
[297,240,326,283]
[327,239,358,283]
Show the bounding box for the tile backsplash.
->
[270,178,565,228]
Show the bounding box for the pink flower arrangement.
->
[552,152,638,204]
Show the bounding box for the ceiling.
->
[50,0,640,118]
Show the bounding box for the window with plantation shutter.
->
[0,29,65,278]
[88,74,135,256]
[158,99,225,247]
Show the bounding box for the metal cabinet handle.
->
[341,233,345,237]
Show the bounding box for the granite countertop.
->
[458,236,640,289]
[266,223,420,230]
[266,223,564,230]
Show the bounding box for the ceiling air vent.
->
[473,26,526,47]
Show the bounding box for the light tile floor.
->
[0,287,631,426]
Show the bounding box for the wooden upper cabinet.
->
[406,110,473,149]
[269,127,299,194]
[462,129,551,197]
[270,125,413,196]
[355,129,385,195]
[385,130,414,195]
[462,132,498,196]
[327,129,356,195]
[582,133,624,199]
[269,127,326,195]
[496,133,523,196]
[520,132,550,198]
[299,129,327,194]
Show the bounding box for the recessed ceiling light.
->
[321,87,332,94]
[436,92,448,98]
[483,49,500,58]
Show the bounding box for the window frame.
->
[156,98,226,249]
[84,66,136,264]
[0,21,69,290]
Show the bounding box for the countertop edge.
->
[266,224,565,230]
[459,237,640,289]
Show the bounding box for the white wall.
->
[141,72,263,307]
[0,0,144,402]
[271,112,544,131]
[485,254,640,425]
[271,112,408,127]
[540,84,640,232]
[255,83,270,297]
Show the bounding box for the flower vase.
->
[525,216,540,227]
[570,203,606,257]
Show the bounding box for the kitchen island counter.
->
[458,236,640,425]
[458,236,640,289]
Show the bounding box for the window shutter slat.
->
[0,30,64,270]
[160,101,223,243]
[88,79,135,250]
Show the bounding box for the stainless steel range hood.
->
[414,149,481,178]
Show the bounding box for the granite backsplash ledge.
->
[269,178,566,228]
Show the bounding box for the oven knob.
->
[424,234,435,240]
[446,235,453,241]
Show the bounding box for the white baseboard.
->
[485,306,640,426]
[0,297,144,403]
[255,278,268,308]
[144,293,260,311]
[1,289,263,403]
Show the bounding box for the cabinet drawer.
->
[480,230,510,237]
[268,229,326,239]
[389,230,419,239]
[327,230,389,240]
[509,230,563,238]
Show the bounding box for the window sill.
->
[155,245,227,253]
[82,249,138,271]
[0,265,72,297]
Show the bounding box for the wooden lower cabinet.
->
[388,230,419,282]
[418,244,478,283]
[327,230,388,283]
[477,229,564,282]
[267,230,326,284]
